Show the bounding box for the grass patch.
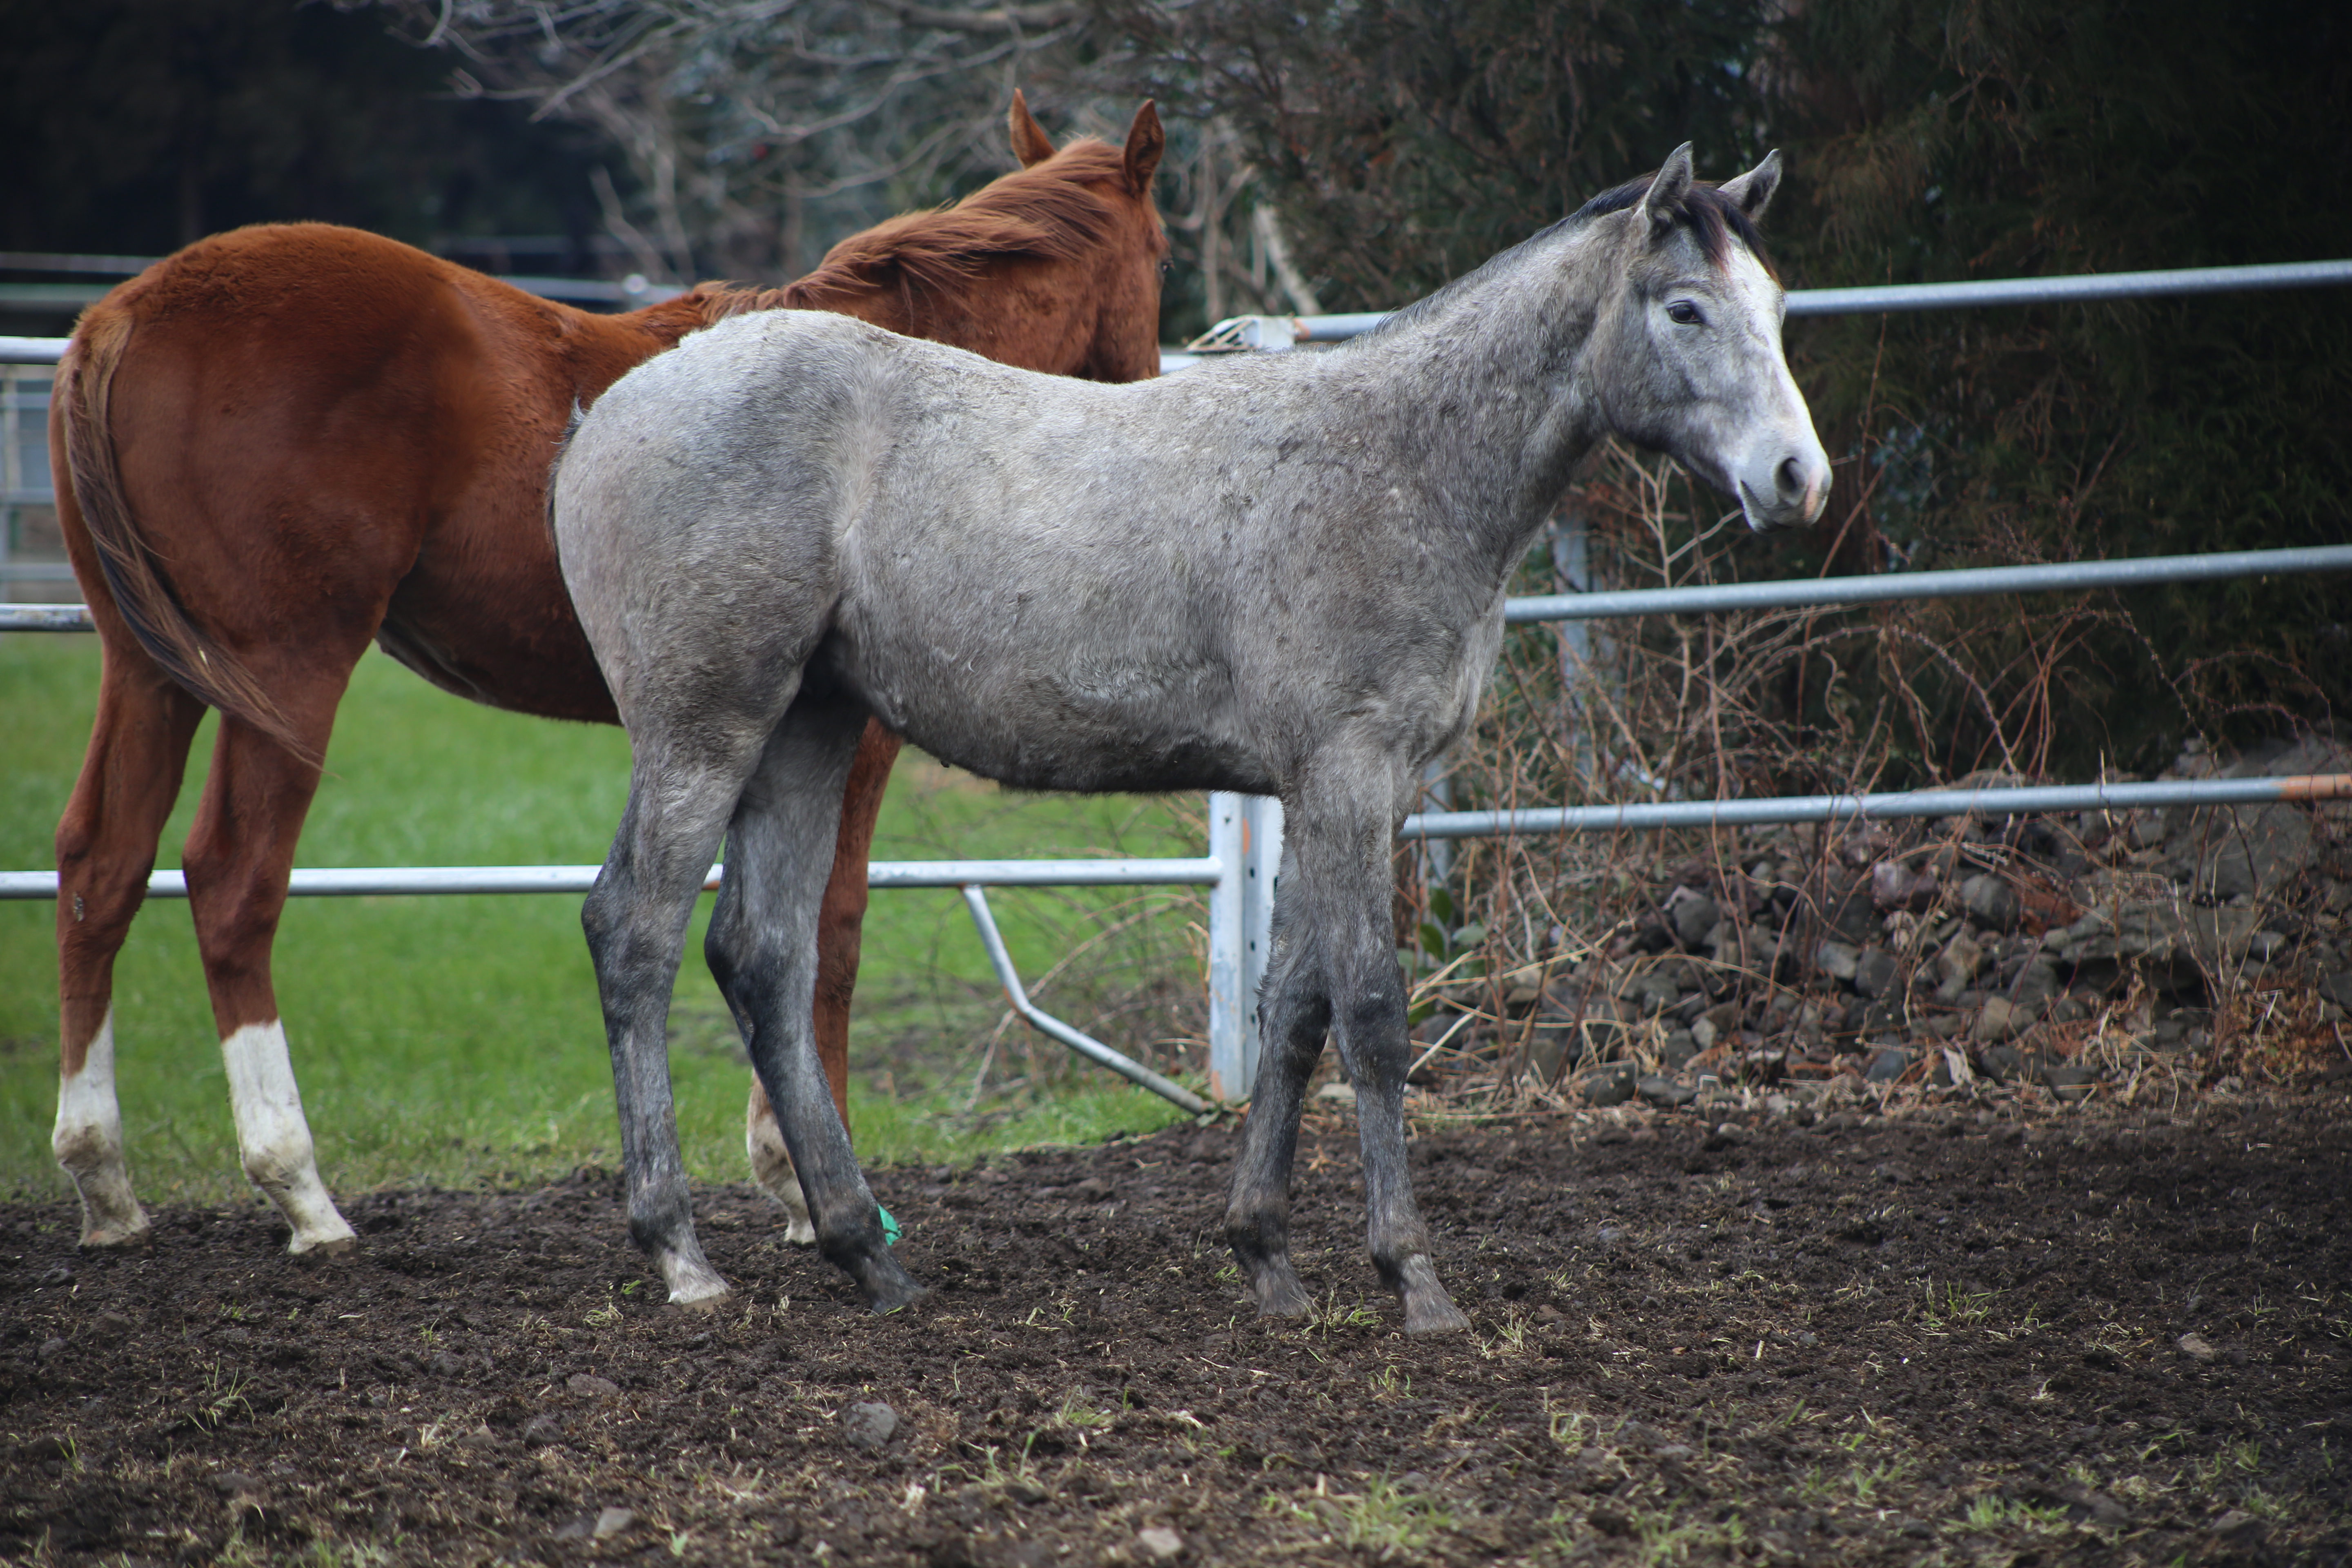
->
[1,638,1200,1204]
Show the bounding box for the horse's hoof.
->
[659,1254,733,1307]
[78,1217,153,1249]
[669,1288,734,1312]
[852,1253,926,1314]
[1252,1282,1313,1319]
[1403,1297,1472,1336]
[869,1283,928,1316]
[289,1231,360,1259]
[1393,1253,1469,1336]
[783,1218,817,1247]
[1242,1257,1312,1318]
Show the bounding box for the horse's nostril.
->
[1776,456,1808,500]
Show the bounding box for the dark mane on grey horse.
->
[1576,172,1777,275]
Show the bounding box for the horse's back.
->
[65,225,677,720]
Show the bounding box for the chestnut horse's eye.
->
[1668,300,1703,326]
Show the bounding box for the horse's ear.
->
[1640,143,1697,238]
[1008,89,1057,168]
[1717,149,1782,221]
[1123,100,1165,195]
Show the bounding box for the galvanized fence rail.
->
[5,256,2350,1106]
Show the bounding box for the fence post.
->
[1206,791,1284,1103]
[1206,792,1247,1101]
[1241,794,1283,1094]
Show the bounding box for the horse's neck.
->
[1345,236,1608,578]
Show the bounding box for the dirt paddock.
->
[4,1099,2347,1566]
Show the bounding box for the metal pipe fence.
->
[1186,258,2352,350]
[5,254,2350,1107]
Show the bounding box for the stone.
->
[1972,997,2028,1043]
[1524,1028,1577,1085]
[209,1471,261,1497]
[566,1373,621,1401]
[2005,956,2062,1009]
[2190,803,2315,899]
[1136,1526,1186,1562]
[1871,860,1940,912]
[1637,1075,1697,1109]
[1658,1029,1697,1069]
[1851,947,1900,999]
[521,1413,566,1448]
[2209,1509,2265,1544]
[1978,1045,2022,1082]
[1865,1047,1913,1084]
[1666,888,1720,949]
[2176,1332,2219,1363]
[1960,873,2020,931]
[842,1400,900,1450]
[1631,972,1682,1013]
[1690,1017,1717,1051]
[1813,940,1860,981]
[1935,933,1984,999]
[1575,1062,1636,1107]
[593,1508,637,1539]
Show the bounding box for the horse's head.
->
[1007,91,1168,383]
[771,94,1168,385]
[1583,146,1830,532]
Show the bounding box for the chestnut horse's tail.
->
[59,305,311,761]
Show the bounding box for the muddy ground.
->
[4,1096,2348,1566]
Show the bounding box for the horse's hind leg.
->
[745,717,904,1243]
[709,700,922,1313]
[180,700,361,1255]
[583,709,789,1307]
[1225,837,1329,1318]
[53,642,207,1247]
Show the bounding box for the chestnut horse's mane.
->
[701,139,1147,321]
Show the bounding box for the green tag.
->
[878,1205,902,1246]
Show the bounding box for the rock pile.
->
[1417,734,2352,1109]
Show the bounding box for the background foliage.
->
[0,0,607,257]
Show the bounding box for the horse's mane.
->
[1572,174,1777,278]
[1356,171,1776,346]
[702,140,1146,321]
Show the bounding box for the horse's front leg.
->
[1305,785,1469,1336]
[583,738,764,1307]
[708,699,922,1314]
[1225,840,1326,1318]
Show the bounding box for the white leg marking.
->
[53,1007,151,1246]
[221,1020,358,1256]
[748,1092,818,1246]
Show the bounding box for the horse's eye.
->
[1668,301,1703,326]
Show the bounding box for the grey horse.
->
[552,145,1829,1332]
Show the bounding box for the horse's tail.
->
[58,302,312,761]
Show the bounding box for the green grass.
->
[1,637,1200,1206]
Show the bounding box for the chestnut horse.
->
[49,94,1167,1256]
